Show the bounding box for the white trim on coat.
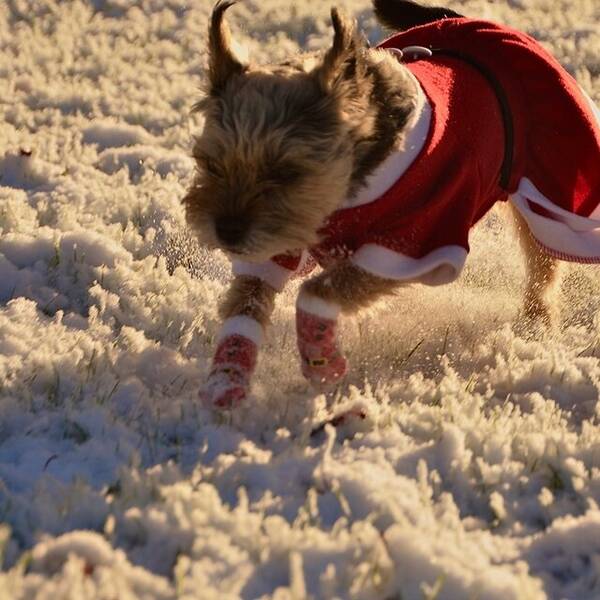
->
[510,177,600,263]
[343,70,432,208]
[351,243,468,285]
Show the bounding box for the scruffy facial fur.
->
[187,0,562,411]
[183,0,418,262]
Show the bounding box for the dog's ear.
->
[314,7,367,92]
[208,0,246,93]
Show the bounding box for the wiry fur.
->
[184,65,354,260]
[302,262,400,313]
[510,205,561,329]
[220,276,277,325]
[208,0,246,92]
[183,0,560,342]
[182,2,418,263]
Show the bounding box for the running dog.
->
[183,0,600,409]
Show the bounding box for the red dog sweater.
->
[233,18,600,290]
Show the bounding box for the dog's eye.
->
[199,155,221,178]
[268,163,302,186]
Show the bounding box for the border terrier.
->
[183,0,600,409]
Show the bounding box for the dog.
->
[183,0,600,410]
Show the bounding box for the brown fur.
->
[301,261,400,313]
[220,276,277,325]
[510,205,561,328]
[182,3,418,263]
[184,1,560,345]
[183,65,353,260]
[208,1,246,92]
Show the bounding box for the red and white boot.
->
[200,316,263,410]
[296,292,347,388]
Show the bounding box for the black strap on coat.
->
[430,48,515,191]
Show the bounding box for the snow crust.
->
[0,0,599,598]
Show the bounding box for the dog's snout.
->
[215,216,248,246]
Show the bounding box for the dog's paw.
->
[296,307,348,388]
[199,368,249,410]
[201,332,259,410]
[300,350,348,389]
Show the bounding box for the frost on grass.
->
[1,0,600,598]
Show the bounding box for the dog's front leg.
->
[201,276,277,409]
[296,261,399,387]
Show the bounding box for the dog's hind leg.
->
[510,203,561,331]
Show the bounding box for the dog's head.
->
[183,1,415,262]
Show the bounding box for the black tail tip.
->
[372,0,463,31]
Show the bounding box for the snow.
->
[82,121,153,151]
[0,0,599,598]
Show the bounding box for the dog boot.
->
[296,293,347,388]
[200,316,262,409]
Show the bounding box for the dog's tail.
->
[372,0,463,31]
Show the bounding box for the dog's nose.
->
[215,216,248,246]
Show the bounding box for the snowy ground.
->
[0,0,599,598]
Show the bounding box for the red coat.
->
[233,18,600,289]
